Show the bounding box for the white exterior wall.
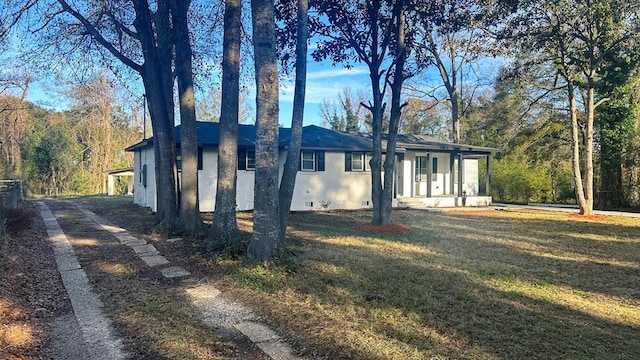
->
[290,151,372,211]
[198,148,218,211]
[196,147,255,212]
[463,158,479,196]
[400,157,412,198]
[201,149,371,212]
[132,145,486,212]
[132,146,157,211]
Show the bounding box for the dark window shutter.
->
[238,148,246,170]
[397,153,404,162]
[345,152,352,171]
[316,151,325,171]
[141,164,147,187]
[197,147,203,170]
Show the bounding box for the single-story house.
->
[125,122,497,212]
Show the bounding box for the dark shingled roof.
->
[125,122,497,154]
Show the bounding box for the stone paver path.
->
[36,201,127,360]
[39,199,303,360]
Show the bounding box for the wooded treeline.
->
[2,0,640,260]
[0,74,141,195]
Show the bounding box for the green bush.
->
[492,150,552,204]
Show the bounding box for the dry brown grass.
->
[218,208,640,359]
[74,197,640,359]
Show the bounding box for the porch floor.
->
[395,196,492,208]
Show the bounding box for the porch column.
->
[426,153,432,198]
[485,155,492,196]
[127,175,134,195]
[457,153,465,197]
[107,174,115,196]
[449,153,456,195]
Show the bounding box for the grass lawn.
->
[215,208,640,359]
[74,197,640,359]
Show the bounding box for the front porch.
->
[394,149,493,205]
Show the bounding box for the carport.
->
[106,168,134,195]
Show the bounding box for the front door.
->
[414,155,428,196]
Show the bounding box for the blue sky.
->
[278,64,371,127]
[20,46,500,130]
[23,60,373,128]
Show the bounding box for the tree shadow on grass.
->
[285,210,640,359]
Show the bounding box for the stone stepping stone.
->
[160,266,191,278]
[131,244,158,255]
[139,254,170,267]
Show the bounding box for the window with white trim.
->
[345,151,373,171]
[301,150,315,171]
[299,150,325,172]
[238,148,256,171]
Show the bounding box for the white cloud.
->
[306,66,369,80]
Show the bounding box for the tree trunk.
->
[172,0,204,234]
[369,78,385,225]
[583,83,595,214]
[247,0,285,260]
[431,32,460,144]
[209,0,241,243]
[451,89,460,144]
[278,0,308,240]
[568,81,589,215]
[381,2,407,225]
[132,0,178,231]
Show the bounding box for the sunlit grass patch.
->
[76,196,640,359]
[481,277,640,327]
[223,208,640,359]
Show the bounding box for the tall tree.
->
[38,0,180,229]
[131,0,179,229]
[0,95,27,178]
[398,97,448,138]
[247,0,285,260]
[411,0,491,144]
[209,0,242,244]
[172,0,204,233]
[65,73,138,193]
[278,0,309,240]
[312,0,412,225]
[501,0,640,215]
[596,52,640,207]
[319,88,365,131]
[381,0,408,223]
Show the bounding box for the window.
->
[246,149,255,170]
[300,150,325,172]
[176,147,204,171]
[238,148,256,170]
[301,150,315,171]
[432,157,438,181]
[415,156,427,181]
[345,152,372,171]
